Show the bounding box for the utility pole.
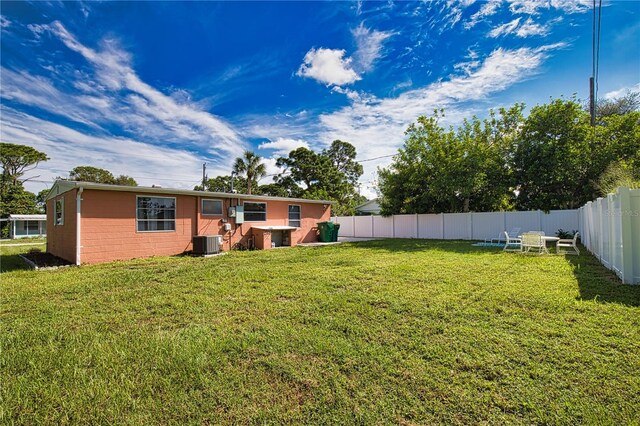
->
[201,163,207,190]
[590,77,595,126]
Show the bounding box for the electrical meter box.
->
[235,205,244,224]
[228,206,244,223]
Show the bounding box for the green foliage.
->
[596,90,640,117]
[35,189,50,213]
[379,97,640,214]
[275,140,364,215]
[0,143,49,185]
[232,151,267,195]
[379,107,524,214]
[113,175,138,186]
[195,175,247,193]
[595,161,640,196]
[0,183,38,217]
[67,166,138,186]
[513,98,592,210]
[0,143,48,219]
[555,228,578,239]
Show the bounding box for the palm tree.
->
[232,150,267,195]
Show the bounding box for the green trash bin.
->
[332,223,340,242]
[317,221,335,242]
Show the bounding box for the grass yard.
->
[1,239,639,425]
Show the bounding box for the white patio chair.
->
[521,232,547,255]
[557,232,580,255]
[492,227,521,243]
[503,231,522,252]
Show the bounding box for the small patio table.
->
[518,234,560,253]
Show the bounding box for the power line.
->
[595,0,603,104]
[357,154,396,163]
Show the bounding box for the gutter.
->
[76,187,83,265]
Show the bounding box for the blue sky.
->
[1,0,639,198]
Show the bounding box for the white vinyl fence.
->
[333,209,579,242]
[579,187,640,284]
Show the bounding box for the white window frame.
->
[288,204,301,228]
[54,198,64,226]
[136,195,177,233]
[202,198,224,216]
[243,201,267,222]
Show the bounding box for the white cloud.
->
[45,21,244,156]
[488,18,521,38]
[1,15,12,28]
[1,106,210,193]
[464,0,502,29]
[351,24,393,73]
[488,17,550,38]
[315,45,564,195]
[550,0,592,13]
[515,18,550,37]
[604,83,640,100]
[258,138,309,156]
[508,0,548,15]
[296,48,360,86]
[508,0,592,15]
[2,21,245,164]
[259,157,283,182]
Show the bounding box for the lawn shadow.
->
[564,249,640,307]
[0,254,30,273]
[340,238,504,255]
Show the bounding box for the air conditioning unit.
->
[193,235,222,255]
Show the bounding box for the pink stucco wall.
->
[47,189,331,264]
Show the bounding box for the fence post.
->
[392,215,395,237]
[370,215,374,238]
[468,213,473,240]
[440,214,445,239]
[618,187,634,284]
[537,210,543,232]
[415,214,419,239]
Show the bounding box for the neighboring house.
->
[5,214,47,239]
[45,181,332,265]
[355,199,381,215]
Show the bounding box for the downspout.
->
[76,187,83,265]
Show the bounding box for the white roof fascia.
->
[45,180,334,205]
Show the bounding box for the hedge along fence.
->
[580,187,640,284]
[333,209,580,243]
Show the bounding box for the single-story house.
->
[45,180,332,265]
[355,199,381,215]
[4,214,47,239]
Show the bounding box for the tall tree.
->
[194,175,248,193]
[0,143,48,222]
[232,150,267,195]
[275,141,364,215]
[378,107,524,215]
[68,166,137,186]
[596,91,640,117]
[0,143,49,186]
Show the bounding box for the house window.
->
[288,205,301,227]
[136,196,176,232]
[244,202,266,221]
[24,221,40,232]
[54,199,64,225]
[202,199,223,216]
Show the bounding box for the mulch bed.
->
[21,250,73,269]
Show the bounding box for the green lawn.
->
[1,240,639,425]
